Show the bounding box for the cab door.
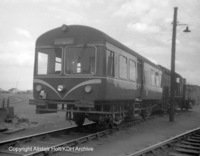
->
[137,60,143,99]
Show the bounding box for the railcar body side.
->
[30,25,163,125]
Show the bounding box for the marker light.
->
[36,85,42,92]
[61,24,68,32]
[85,85,92,93]
[57,85,64,92]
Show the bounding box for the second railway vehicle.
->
[30,24,193,126]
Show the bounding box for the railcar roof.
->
[158,65,183,78]
[36,24,160,69]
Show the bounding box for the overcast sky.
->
[0,0,200,91]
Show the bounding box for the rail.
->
[0,117,144,156]
[127,126,200,156]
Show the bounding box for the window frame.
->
[151,70,155,86]
[119,55,128,80]
[64,44,97,75]
[129,59,136,82]
[106,49,115,77]
[36,47,63,76]
[155,72,160,86]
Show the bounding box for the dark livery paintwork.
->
[30,25,193,126]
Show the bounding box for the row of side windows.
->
[106,50,136,82]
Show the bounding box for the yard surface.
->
[79,106,200,156]
[0,93,200,156]
[0,93,73,141]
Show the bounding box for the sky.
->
[0,0,200,91]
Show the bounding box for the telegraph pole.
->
[169,7,178,122]
[169,7,191,122]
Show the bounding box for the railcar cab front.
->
[31,25,105,116]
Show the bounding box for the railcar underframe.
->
[30,99,161,126]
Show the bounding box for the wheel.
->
[73,113,85,126]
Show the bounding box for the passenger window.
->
[119,55,127,79]
[151,70,160,86]
[151,70,155,85]
[176,77,180,83]
[106,50,115,77]
[155,72,160,86]
[129,60,136,81]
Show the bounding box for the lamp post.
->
[169,7,191,122]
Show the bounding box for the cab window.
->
[37,48,62,75]
[65,46,95,74]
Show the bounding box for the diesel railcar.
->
[30,24,167,126]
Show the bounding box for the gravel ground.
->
[0,93,75,141]
[1,93,200,156]
[72,104,200,156]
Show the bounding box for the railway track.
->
[128,127,200,156]
[0,117,144,156]
[0,122,97,156]
[1,112,195,156]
